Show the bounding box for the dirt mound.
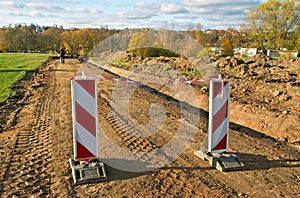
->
[215,54,299,83]
[106,52,300,143]
[213,54,299,143]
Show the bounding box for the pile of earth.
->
[107,52,299,83]
[104,51,218,80]
[215,54,299,85]
[95,51,300,143]
[214,54,300,115]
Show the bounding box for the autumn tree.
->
[292,25,300,50]
[3,24,37,52]
[245,0,300,50]
[221,39,234,56]
[128,32,150,57]
[0,29,7,52]
[36,27,63,53]
[188,24,206,46]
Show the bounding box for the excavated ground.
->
[0,57,299,197]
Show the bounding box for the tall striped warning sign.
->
[194,79,244,172]
[71,77,98,161]
[70,76,107,184]
[208,80,230,153]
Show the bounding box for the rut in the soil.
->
[0,71,37,132]
[96,76,240,197]
[0,76,55,197]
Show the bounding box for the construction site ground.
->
[0,57,299,197]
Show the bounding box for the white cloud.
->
[0,0,264,30]
[116,11,155,20]
[10,11,24,16]
[90,8,101,14]
[184,0,234,6]
[63,7,101,14]
[25,3,47,9]
[160,3,187,14]
[135,1,160,10]
[29,10,44,17]
[0,1,14,7]
[0,1,24,8]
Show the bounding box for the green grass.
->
[0,53,50,103]
[181,70,203,75]
[107,60,141,68]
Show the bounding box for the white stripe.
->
[74,81,96,117]
[212,82,230,116]
[76,122,98,156]
[212,117,229,149]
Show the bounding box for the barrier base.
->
[194,150,244,172]
[69,158,107,184]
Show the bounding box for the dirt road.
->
[0,59,299,197]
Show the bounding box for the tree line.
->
[0,0,299,57]
[0,24,118,57]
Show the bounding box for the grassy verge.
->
[0,53,50,102]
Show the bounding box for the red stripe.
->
[76,141,96,160]
[213,134,227,151]
[75,102,96,137]
[213,81,228,98]
[213,100,228,132]
[76,80,95,98]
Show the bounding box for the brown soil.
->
[0,57,299,197]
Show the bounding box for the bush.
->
[129,47,180,58]
[197,48,209,57]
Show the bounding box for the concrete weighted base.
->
[194,150,244,172]
[69,158,107,184]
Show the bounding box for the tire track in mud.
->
[0,75,55,197]
[97,82,239,197]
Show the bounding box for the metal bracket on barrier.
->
[194,150,244,172]
[69,158,107,184]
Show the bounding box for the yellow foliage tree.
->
[221,39,234,56]
[0,30,7,52]
[128,32,149,57]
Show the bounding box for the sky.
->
[0,0,268,30]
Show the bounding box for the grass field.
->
[0,53,50,103]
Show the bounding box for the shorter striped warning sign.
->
[208,80,230,153]
[71,77,98,161]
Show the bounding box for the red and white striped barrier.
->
[208,80,230,153]
[71,77,99,161]
[69,75,207,85]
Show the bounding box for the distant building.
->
[209,47,257,57]
[267,50,299,58]
[234,48,257,57]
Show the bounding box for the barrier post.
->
[208,80,230,153]
[69,74,107,184]
[194,79,244,172]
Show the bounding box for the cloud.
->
[28,10,45,17]
[9,11,25,17]
[90,8,101,14]
[63,7,102,14]
[0,1,14,7]
[184,0,237,6]
[160,3,187,14]
[0,1,24,8]
[0,0,263,30]
[183,0,259,9]
[25,3,49,9]
[136,1,160,9]
[115,11,156,20]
